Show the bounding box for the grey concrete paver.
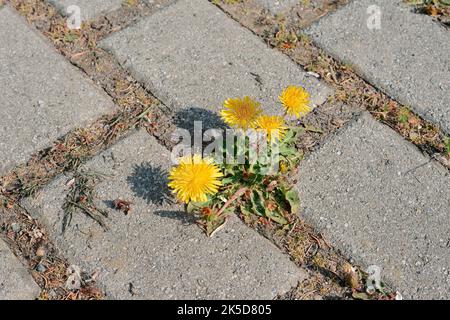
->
[0,239,41,300]
[0,6,115,176]
[296,112,450,299]
[255,0,299,14]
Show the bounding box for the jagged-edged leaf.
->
[240,205,253,216]
[265,209,288,225]
[250,190,265,216]
[221,176,235,185]
[285,189,300,213]
[280,146,297,157]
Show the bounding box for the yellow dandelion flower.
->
[220,96,262,130]
[255,115,288,140]
[279,86,311,118]
[168,155,223,203]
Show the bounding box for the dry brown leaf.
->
[113,199,133,215]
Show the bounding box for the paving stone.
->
[22,130,305,299]
[100,0,332,124]
[48,0,123,21]
[0,7,115,176]
[254,0,299,14]
[295,112,450,299]
[306,0,450,133]
[0,239,41,300]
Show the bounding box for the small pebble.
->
[36,263,47,273]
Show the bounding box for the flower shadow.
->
[126,162,173,206]
[173,107,226,135]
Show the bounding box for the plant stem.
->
[217,187,248,216]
